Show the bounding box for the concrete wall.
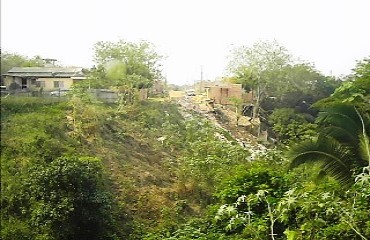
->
[150,80,164,95]
[139,88,148,100]
[4,76,22,88]
[169,90,185,100]
[36,77,74,90]
[4,76,75,91]
[242,91,253,103]
[91,89,118,103]
[207,84,243,105]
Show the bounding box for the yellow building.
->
[3,67,86,91]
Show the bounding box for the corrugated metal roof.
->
[5,67,85,78]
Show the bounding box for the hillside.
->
[1,96,251,239]
[2,88,369,240]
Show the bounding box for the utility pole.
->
[200,65,203,93]
[201,65,203,81]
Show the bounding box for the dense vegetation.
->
[1,41,369,239]
[0,96,252,239]
[1,51,45,75]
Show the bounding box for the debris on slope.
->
[176,97,267,161]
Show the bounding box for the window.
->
[53,81,64,89]
[21,78,27,89]
[36,81,45,88]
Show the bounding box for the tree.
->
[261,64,340,115]
[86,40,163,106]
[288,57,370,186]
[92,39,163,89]
[228,97,243,126]
[1,51,44,75]
[227,40,294,119]
[226,41,338,119]
[24,156,113,239]
[315,56,370,112]
[268,108,316,142]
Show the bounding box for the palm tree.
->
[288,104,370,186]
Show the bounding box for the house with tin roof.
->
[3,67,86,91]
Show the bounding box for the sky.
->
[2,0,370,85]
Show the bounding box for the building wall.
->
[242,91,253,103]
[4,76,22,88]
[4,76,75,91]
[4,76,12,87]
[138,88,148,100]
[208,84,242,105]
[169,90,185,100]
[94,89,118,103]
[209,87,221,104]
[228,84,242,100]
[37,77,74,90]
[150,80,164,95]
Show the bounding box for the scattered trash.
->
[157,136,166,144]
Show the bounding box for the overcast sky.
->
[2,0,370,85]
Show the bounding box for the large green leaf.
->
[288,136,354,186]
[358,133,370,165]
[288,103,370,186]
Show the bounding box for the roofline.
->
[3,74,83,78]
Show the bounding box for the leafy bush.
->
[268,108,317,142]
[27,156,113,239]
[1,156,115,240]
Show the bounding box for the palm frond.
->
[314,170,328,184]
[359,134,370,166]
[288,104,370,187]
[317,104,362,133]
[318,104,370,150]
[318,114,361,136]
[321,125,358,146]
[320,157,354,186]
[288,137,354,185]
[356,106,370,167]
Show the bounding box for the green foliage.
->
[330,80,369,105]
[282,64,338,100]
[1,97,121,239]
[1,51,44,75]
[143,218,238,240]
[215,159,289,203]
[1,156,115,240]
[227,40,292,118]
[276,171,370,239]
[288,104,370,186]
[213,151,292,239]
[66,96,103,144]
[315,55,370,112]
[2,56,369,240]
[91,39,163,90]
[226,40,338,122]
[1,99,74,165]
[105,60,127,81]
[174,118,250,204]
[227,40,292,75]
[212,152,370,239]
[25,156,113,239]
[289,136,355,186]
[353,56,370,80]
[268,108,317,142]
[0,96,61,121]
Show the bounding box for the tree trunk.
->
[253,84,260,119]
